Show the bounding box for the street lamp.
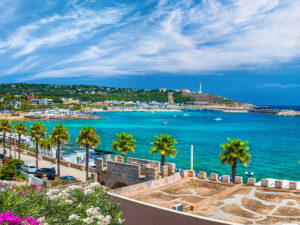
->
[245,171,254,178]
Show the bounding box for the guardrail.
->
[21,171,44,185]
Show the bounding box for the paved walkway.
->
[1,145,88,181]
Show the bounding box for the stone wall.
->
[59,160,70,167]
[70,162,84,171]
[111,173,181,196]
[96,156,170,189]
[127,157,160,168]
[42,155,57,164]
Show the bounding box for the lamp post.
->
[245,171,254,178]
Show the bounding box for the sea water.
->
[22,110,300,182]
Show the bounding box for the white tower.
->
[199,83,202,94]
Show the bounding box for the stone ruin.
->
[95,155,175,189]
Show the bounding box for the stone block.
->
[261,179,269,187]
[162,165,168,177]
[210,173,218,181]
[198,172,206,180]
[165,163,175,175]
[289,182,297,190]
[248,177,256,186]
[222,175,230,183]
[275,180,283,189]
[234,176,243,184]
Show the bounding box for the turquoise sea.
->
[22,110,300,182]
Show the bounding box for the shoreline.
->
[1,106,300,122]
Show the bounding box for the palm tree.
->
[49,124,70,177]
[150,134,178,167]
[112,132,136,158]
[29,122,47,169]
[76,127,100,181]
[40,138,53,156]
[0,119,12,156]
[14,122,28,160]
[219,138,251,182]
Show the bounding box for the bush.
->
[0,159,24,180]
[0,163,18,180]
[0,182,124,225]
[17,172,26,180]
[51,179,81,188]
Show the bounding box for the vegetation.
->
[50,179,80,188]
[219,138,251,182]
[0,182,123,225]
[0,159,24,180]
[40,138,53,156]
[29,122,47,169]
[150,134,178,167]
[77,127,100,181]
[14,122,28,160]
[112,133,136,157]
[210,96,238,106]
[0,119,12,156]
[49,124,70,177]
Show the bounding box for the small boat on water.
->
[214,117,223,121]
[162,121,169,125]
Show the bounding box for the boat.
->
[214,117,223,121]
[162,121,169,125]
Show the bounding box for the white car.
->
[26,165,36,174]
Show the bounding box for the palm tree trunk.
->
[57,141,61,177]
[18,133,21,160]
[9,133,12,157]
[161,155,165,167]
[35,139,39,169]
[86,144,89,181]
[3,132,6,156]
[14,132,17,159]
[232,160,237,182]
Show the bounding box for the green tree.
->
[14,122,27,160]
[49,124,70,177]
[112,132,136,157]
[40,137,53,156]
[150,134,178,167]
[29,122,47,169]
[219,138,251,182]
[76,127,100,181]
[0,119,12,156]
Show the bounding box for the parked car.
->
[35,168,56,180]
[60,176,77,182]
[26,165,36,174]
[21,165,29,172]
[0,154,4,159]
[1,157,12,163]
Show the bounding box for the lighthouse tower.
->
[198,83,202,94]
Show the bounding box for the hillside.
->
[0,83,243,107]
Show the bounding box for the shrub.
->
[0,182,124,225]
[51,179,80,188]
[17,173,26,180]
[0,163,18,180]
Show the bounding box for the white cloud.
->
[1,0,300,80]
[257,83,300,89]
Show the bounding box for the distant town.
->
[0,83,299,121]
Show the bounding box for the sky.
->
[0,0,299,105]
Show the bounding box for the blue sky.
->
[0,0,299,105]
